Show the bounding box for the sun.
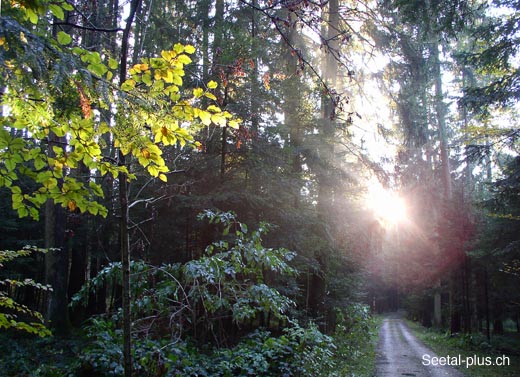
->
[365,182,407,226]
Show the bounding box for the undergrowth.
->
[0,306,379,376]
[407,320,520,377]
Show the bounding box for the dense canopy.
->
[1,0,519,376]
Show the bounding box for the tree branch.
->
[53,22,123,33]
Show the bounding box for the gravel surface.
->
[375,313,466,377]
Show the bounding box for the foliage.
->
[0,1,241,220]
[186,210,296,323]
[328,305,381,377]
[408,319,520,377]
[72,211,296,339]
[0,331,83,377]
[76,316,335,377]
[0,246,51,337]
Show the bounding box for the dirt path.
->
[375,313,465,376]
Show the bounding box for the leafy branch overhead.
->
[0,1,241,220]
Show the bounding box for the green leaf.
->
[87,205,99,215]
[5,158,16,171]
[26,9,39,24]
[152,79,164,92]
[49,4,65,20]
[81,51,101,64]
[88,63,108,77]
[61,2,74,11]
[121,79,136,91]
[142,72,152,86]
[57,31,72,46]
[34,157,46,170]
[89,181,104,198]
[0,130,11,148]
[108,58,119,70]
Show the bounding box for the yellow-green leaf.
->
[62,3,74,11]
[88,63,108,77]
[205,92,217,101]
[142,72,152,86]
[211,114,227,127]
[26,9,38,24]
[108,58,118,70]
[207,105,221,113]
[207,81,218,89]
[172,74,183,86]
[199,110,212,126]
[184,45,196,54]
[121,79,136,91]
[49,4,65,20]
[161,50,176,61]
[228,120,240,129]
[173,43,184,54]
[57,31,72,46]
[177,54,192,65]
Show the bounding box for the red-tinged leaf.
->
[262,72,271,91]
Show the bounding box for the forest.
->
[0,0,519,376]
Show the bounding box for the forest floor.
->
[407,319,520,377]
[375,312,465,376]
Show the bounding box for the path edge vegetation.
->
[406,318,520,377]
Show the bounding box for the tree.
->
[368,0,477,330]
[1,1,240,374]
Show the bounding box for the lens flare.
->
[365,183,407,226]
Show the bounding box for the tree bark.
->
[119,1,141,375]
[426,0,455,331]
[44,196,70,333]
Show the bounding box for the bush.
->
[76,317,335,376]
[329,304,380,377]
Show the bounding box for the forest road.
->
[375,313,466,377]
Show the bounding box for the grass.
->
[406,320,520,377]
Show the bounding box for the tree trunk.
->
[44,197,70,334]
[434,278,442,327]
[44,10,74,337]
[484,266,491,341]
[315,0,339,330]
[427,0,457,332]
[200,0,211,82]
[119,1,141,375]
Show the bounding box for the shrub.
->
[0,246,51,337]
